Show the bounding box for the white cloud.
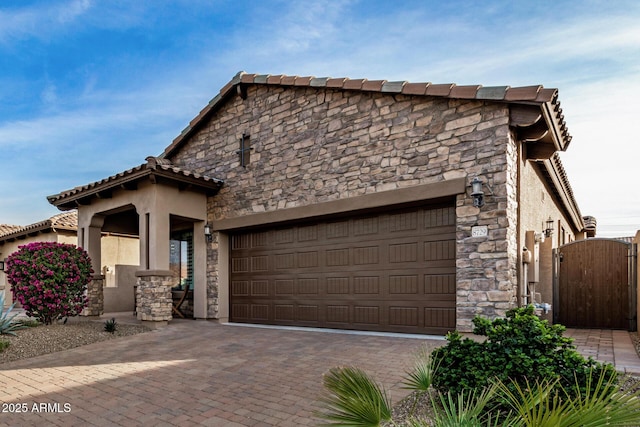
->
[0,0,93,43]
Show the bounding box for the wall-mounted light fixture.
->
[204,224,212,242]
[544,217,554,238]
[470,177,485,208]
[0,260,4,271]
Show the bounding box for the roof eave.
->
[538,155,584,232]
[48,166,224,211]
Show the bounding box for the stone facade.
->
[84,275,105,316]
[170,85,519,330]
[135,271,174,322]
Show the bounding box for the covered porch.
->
[48,157,223,326]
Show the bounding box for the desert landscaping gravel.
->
[0,320,150,364]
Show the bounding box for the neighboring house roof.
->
[0,211,78,244]
[0,224,21,236]
[48,156,224,211]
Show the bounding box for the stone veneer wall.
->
[136,272,173,321]
[170,85,519,331]
[84,275,105,316]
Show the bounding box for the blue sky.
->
[1,0,639,237]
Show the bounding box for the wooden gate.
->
[554,239,636,330]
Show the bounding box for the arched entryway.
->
[48,157,223,326]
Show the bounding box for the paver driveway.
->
[0,321,443,426]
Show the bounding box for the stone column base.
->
[83,274,105,317]
[135,270,174,324]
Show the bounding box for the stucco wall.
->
[0,232,60,308]
[169,85,519,330]
[519,154,579,320]
[101,235,139,287]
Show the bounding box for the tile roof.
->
[0,224,21,237]
[47,157,224,210]
[163,71,571,158]
[0,211,78,243]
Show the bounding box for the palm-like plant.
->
[496,370,640,427]
[317,366,392,426]
[428,383,507,427]
[0,293,26,336]
[316,351,640,427]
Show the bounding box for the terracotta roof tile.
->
[266,75,284,85]
[426,83,455,97]
[450,85,482,99]
[342,79,366,90]
[0,224,21,237]
[280,75,297,86]
[402,82,429,96]
[536,88,558,103]
[293,76,313,86]
[361,80,386,92]
[504,85,541,101]
[0,211,78,242]
[240,73,258,84]
[326,77,347,88]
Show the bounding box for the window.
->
[237,133,251,167]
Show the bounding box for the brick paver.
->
[0,322,443,426]
[2,318,639,426]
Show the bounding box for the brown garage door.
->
[229,203,456,334]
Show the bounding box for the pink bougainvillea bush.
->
[6,242,93,325]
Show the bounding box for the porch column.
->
[193,221,207,319]
[84,275,105,317]
[87,215,104,278]
[84,215,105,317]
[135,270,174,324]
[136,211,174,325]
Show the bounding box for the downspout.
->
[516,131,523,307]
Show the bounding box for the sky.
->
[0,0,639,238]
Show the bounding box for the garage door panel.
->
[230,203,456,334]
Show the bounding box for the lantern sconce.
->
[470,176,494,208]
[544,217,554,238]
[204,224,212,242]
[0,260,4,271]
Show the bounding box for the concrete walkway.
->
[564,328,640,374]
[1,314,639,426]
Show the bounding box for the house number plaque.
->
[471,226,488,237]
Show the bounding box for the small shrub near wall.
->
[431,305,617,409]
[5,242,93,325]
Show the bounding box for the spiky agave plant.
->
[317,366,392,426]
[495,368,640,427]
[426,383,506,427]
[402,346,439,419]
[0,294,26,336]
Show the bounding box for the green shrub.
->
[0,338,10,352]
[431,306,617,407]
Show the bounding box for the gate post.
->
[631,243,637,332]
[552,248,559,324]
